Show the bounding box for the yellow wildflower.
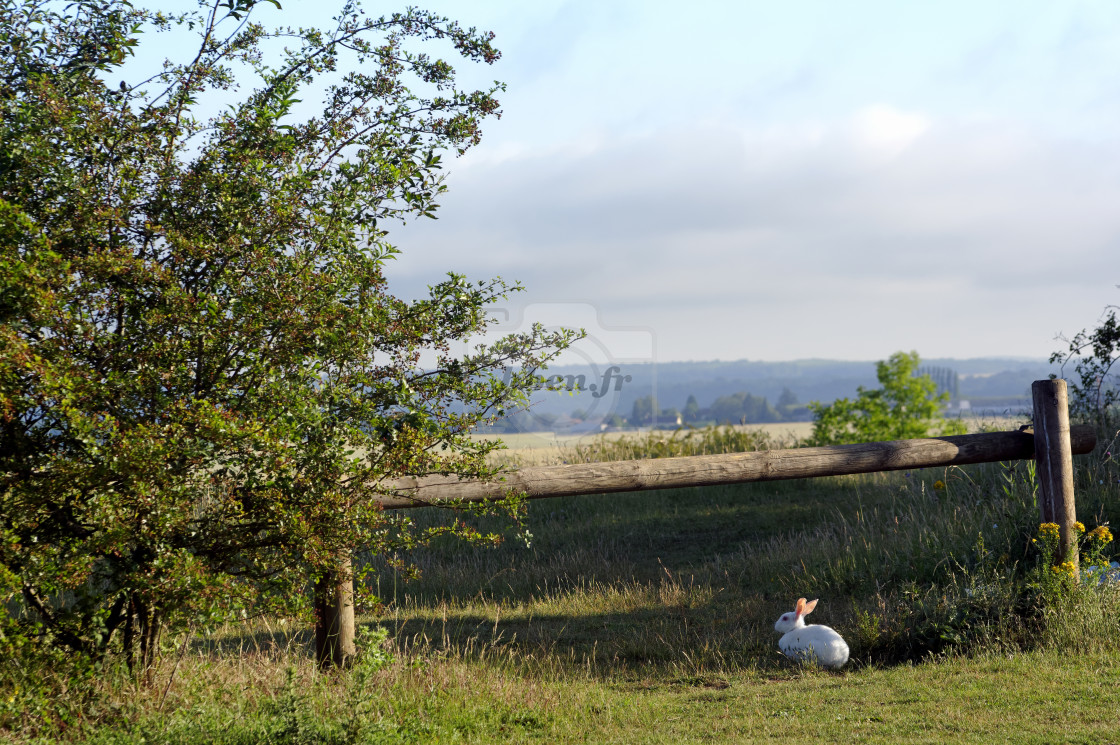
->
[1038,523,1060,540]
[1088,526,1114,544]
[933,480,946,491]
[1074,521,1086,534]
[1051,561,1077,579]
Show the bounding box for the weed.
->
[568,425,777,463]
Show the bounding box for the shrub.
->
[0,0,576,675]
[807,351,967,446]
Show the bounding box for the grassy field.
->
[481,416,1022,466]
[476,423,817,466]
[5,423,1120,743]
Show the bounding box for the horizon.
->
[538,354,1051,366]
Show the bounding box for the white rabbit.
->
[774,597,849,669]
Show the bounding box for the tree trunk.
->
[123,594,162,685]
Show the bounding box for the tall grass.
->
[567,425,778,462]
[363,424,1120,666]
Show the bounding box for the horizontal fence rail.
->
[378,424,1097,510]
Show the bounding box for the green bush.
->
[0,0,575,675]
[807,351,967,446]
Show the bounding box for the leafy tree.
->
[807,352,967,446]
[1051,303,1120,426]
[682,394,700,423]
[775,386,809,421]
[0,0,577,673]
[707,391,779,425]
[776,387,799,409]
[630,395,656,426]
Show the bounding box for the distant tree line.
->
[627,388,811,428]
[481,387,811,433]
[484,361,966,433]
[483,409,558,433]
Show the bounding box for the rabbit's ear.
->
[795,598,807,614]
[802,599,818,616]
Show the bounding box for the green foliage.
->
[807,351,967,446]
[1027,521,1116,603]
[706,391,779,425]
[1051,303,1120,426]
[259,628,396,745]
[0,0,578,672]
[671,390,795,427]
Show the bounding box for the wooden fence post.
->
[1032,379,1079,572]
[314,553,356,669]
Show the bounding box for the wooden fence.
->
[314,379,1097,667]
[381,425,1095,509]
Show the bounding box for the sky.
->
[151,1,1120,364]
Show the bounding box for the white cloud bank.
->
[385,107,1120,362]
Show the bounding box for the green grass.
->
[42,646,1120,744]
[5,425,1120,743]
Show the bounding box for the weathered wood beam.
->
[1033,380,1079,572]
[377,425,1097,510]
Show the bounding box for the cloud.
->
[849,105,930,155]
[386,111,1120,360]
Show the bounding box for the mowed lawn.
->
[346,650,1120,744]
